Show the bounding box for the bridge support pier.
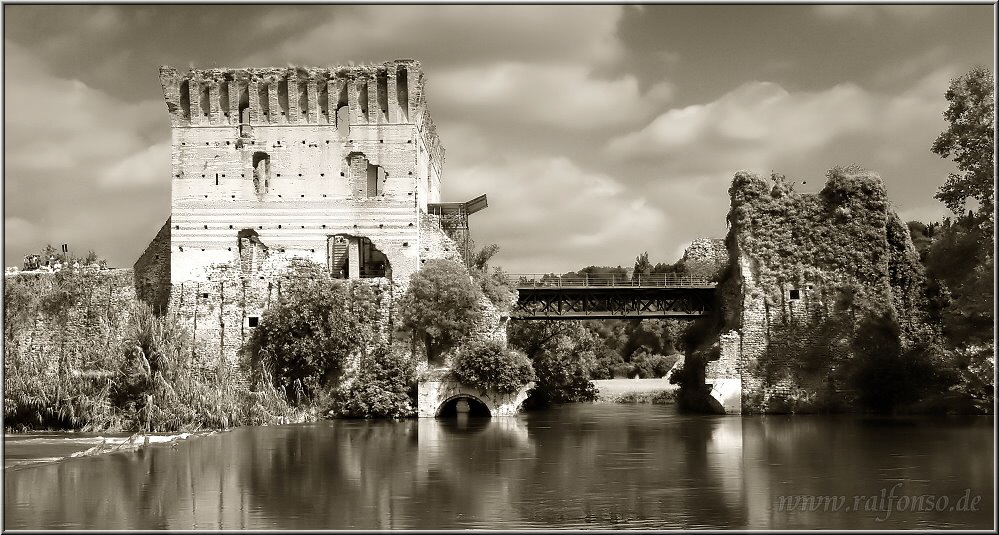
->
[417,373,533,417]
[705,330,743,414]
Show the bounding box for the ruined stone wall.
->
[4,269,136,379]
[681,238,728,280]
[723,167,932,412]
[133,218,172,315]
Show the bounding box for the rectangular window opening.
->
[396,66,409,121]
[376,71,389,122]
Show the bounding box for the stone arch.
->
[436,394,491,418]
[417,377,534,418]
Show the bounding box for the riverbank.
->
[592,378,678,404]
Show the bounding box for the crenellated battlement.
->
[159,60,425,128]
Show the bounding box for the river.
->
[3,404,993,529]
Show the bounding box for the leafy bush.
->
[845,313,956,414]
[248,264,380,405]
[398,259,483,363]
[333,343,417,419]
[452,339,534,395]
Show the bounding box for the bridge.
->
[506,273,716,320]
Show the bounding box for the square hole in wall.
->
[200,292,209,299]
[789,289,801,300]
[247,316,259,328]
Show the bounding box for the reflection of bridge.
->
[507,274,716,320]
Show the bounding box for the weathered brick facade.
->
[132,61,476,367]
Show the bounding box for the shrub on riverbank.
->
[509,321,599,407]
[452,340,534,395]
[3,286,293,432]
[331,343,417,419]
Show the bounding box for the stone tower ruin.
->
[134,61,483,363]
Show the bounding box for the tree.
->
[633,252,652,279]
[397,259,483,363]
[467,241,517,311]
[452,339,534,395]
[249,261,380,405]
[931,67,995,218]
[334,343,416,419]
[509,320,599,405]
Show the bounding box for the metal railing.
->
[508,273,715,288]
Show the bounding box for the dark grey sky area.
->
[3,4,995,272]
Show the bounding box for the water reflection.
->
[4,406,993,530]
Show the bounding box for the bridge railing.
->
[508,273,716,288]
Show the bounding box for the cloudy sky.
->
[3,4,994,273]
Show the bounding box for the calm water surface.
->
[4,404,993,529]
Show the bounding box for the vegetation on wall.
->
[3,270,292,432]
[451,339,534,395]
[397,259,483,363]
[247,259,381,406]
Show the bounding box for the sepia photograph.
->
[2,3,995,530]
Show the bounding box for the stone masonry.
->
[132,60,518,415]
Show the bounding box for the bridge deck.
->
[507,273,716,289]
[507,274,716,319]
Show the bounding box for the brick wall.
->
[134,218,172,315]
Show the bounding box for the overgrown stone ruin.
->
[699,167,934,413]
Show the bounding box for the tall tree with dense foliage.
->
[509,320,599,405]
[917,67,995,412]
[931,66,995,219]
[397,259,483,363]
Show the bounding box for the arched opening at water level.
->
[437,395,491,418]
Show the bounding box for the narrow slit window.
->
[298,81,309,119]
[278,78,289,116]
[199,83,210,117]
[376,71,389,122]
[219,81,230,116]
[396,66,409,121]
[179,80,191,119]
